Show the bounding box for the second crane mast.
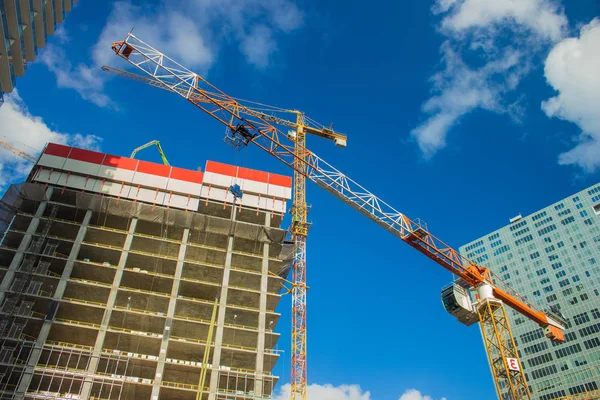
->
[110,33,566,400]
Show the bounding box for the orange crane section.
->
[0,140,36,163]
[110,33,565,400]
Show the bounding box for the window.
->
[559,279,570,287]
[513,227,530,237]
[17,302,33,317]
[0,298,17,313]
[536,268,547,276]
[589,258,597,265]
[524,341,548,355]
[543,285,554,293]
[573,196,580,202]
[540,277,550,285]
[557,241,565,248]
[527,352,553,368]
[530,252,540,260]
[561,216,575,225]
[548,254,559,261]
[551,262,563,270]
[572,275,581,282]
[510,220,528,231]
[493,245,510,256]
[555,343,582,358]
[580,210,588,217]
[26,281,42,295]
[532,211,548,221]
[583,337,600,350]
[490,240,502,248]
[579,322,600,338]
[581,293,589,301]
[584,218,594,226]
[592,309,600,319]
[546,294,557,302]
[576,203,584,209]
[544,245,556,253]
[588,186,600,196]
[520,329,545,344]
[488,233,500,241]
[563,287,574,296]
[555,203,565,211]
[574,312,591,325]
[531,364,558,380]
[558,209,572,217]
[556,270,566,278]
[538,225,557,236]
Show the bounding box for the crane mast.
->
[110,33,566,400]
[0,139,37,163]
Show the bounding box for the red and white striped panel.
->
[31,143,291,213]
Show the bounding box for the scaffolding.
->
[0,182,290,399]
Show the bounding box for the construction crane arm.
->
[0,140,36,163]
[102,65,347,147]
[111,33,565,341]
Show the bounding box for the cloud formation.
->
[41,0,303,107]
[272,383,371,400]
[399,389,447,400]
[0,91,101,190]
[542,19,600,172]
[412,0,567,157]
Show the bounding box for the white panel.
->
[131,172,168,189]
[133,187,161,204]
[240,193,260,209]
[267,184,287,199]
[100,181,132,198]
[32,168,61,185]
[37,154,67,170]
[203,172,234,188]
[165,194,193,210]
[64,175,88,190]
[63,159,102,177]
[239,180,269,196]
[98,166,135,182]
[166,179,203,196]
[187,198,200,211]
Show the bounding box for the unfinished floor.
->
[0,183,292,399]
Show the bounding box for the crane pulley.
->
[110,33,565,400]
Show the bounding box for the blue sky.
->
[1,1,600,399]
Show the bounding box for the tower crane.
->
[0,139,37,163]
[102,64,347,400]
[110,33,566,400]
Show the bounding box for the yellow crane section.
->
[0,139,36,163]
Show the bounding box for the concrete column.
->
[0,187,53,305]
[208,207,237,400]
[150,228,189,400]
[15,208,92,399]
[79,218,138,399]
[254,213,271,396]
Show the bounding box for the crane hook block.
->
[224,124,257,150]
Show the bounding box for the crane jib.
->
[111,33,566,344]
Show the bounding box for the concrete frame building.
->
[0,0,78,103]
[460,184,600,400]
[0,143,292,399]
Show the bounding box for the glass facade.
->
[460,183,600,399]
[0,0,72,100]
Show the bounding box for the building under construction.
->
[0,142,293,399]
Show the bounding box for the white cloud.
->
[272,383,371,400]
[41,0,303,107]
[0,91,101,190]
[412,0,567,158]
[399,389,447,400]
[411,42,529,157]
[436,0,567,42]
[542,18,600,172]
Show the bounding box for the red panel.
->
[170,167,204,184]
[136,160,171,177]
[269,173,292,188]
[69,148,105,164]
[102,155,138,170]
[205,160,237,177]
[43,143,71,157]
[238,167,269,184]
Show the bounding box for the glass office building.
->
[0,0,77,104]
[460,184,600,400]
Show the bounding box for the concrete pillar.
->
[150,228,189,400]
[15,208,92,399]
[79,218,138,399]
[0,187,53,306]
[254,213,271,396]
[208,207,237,400]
